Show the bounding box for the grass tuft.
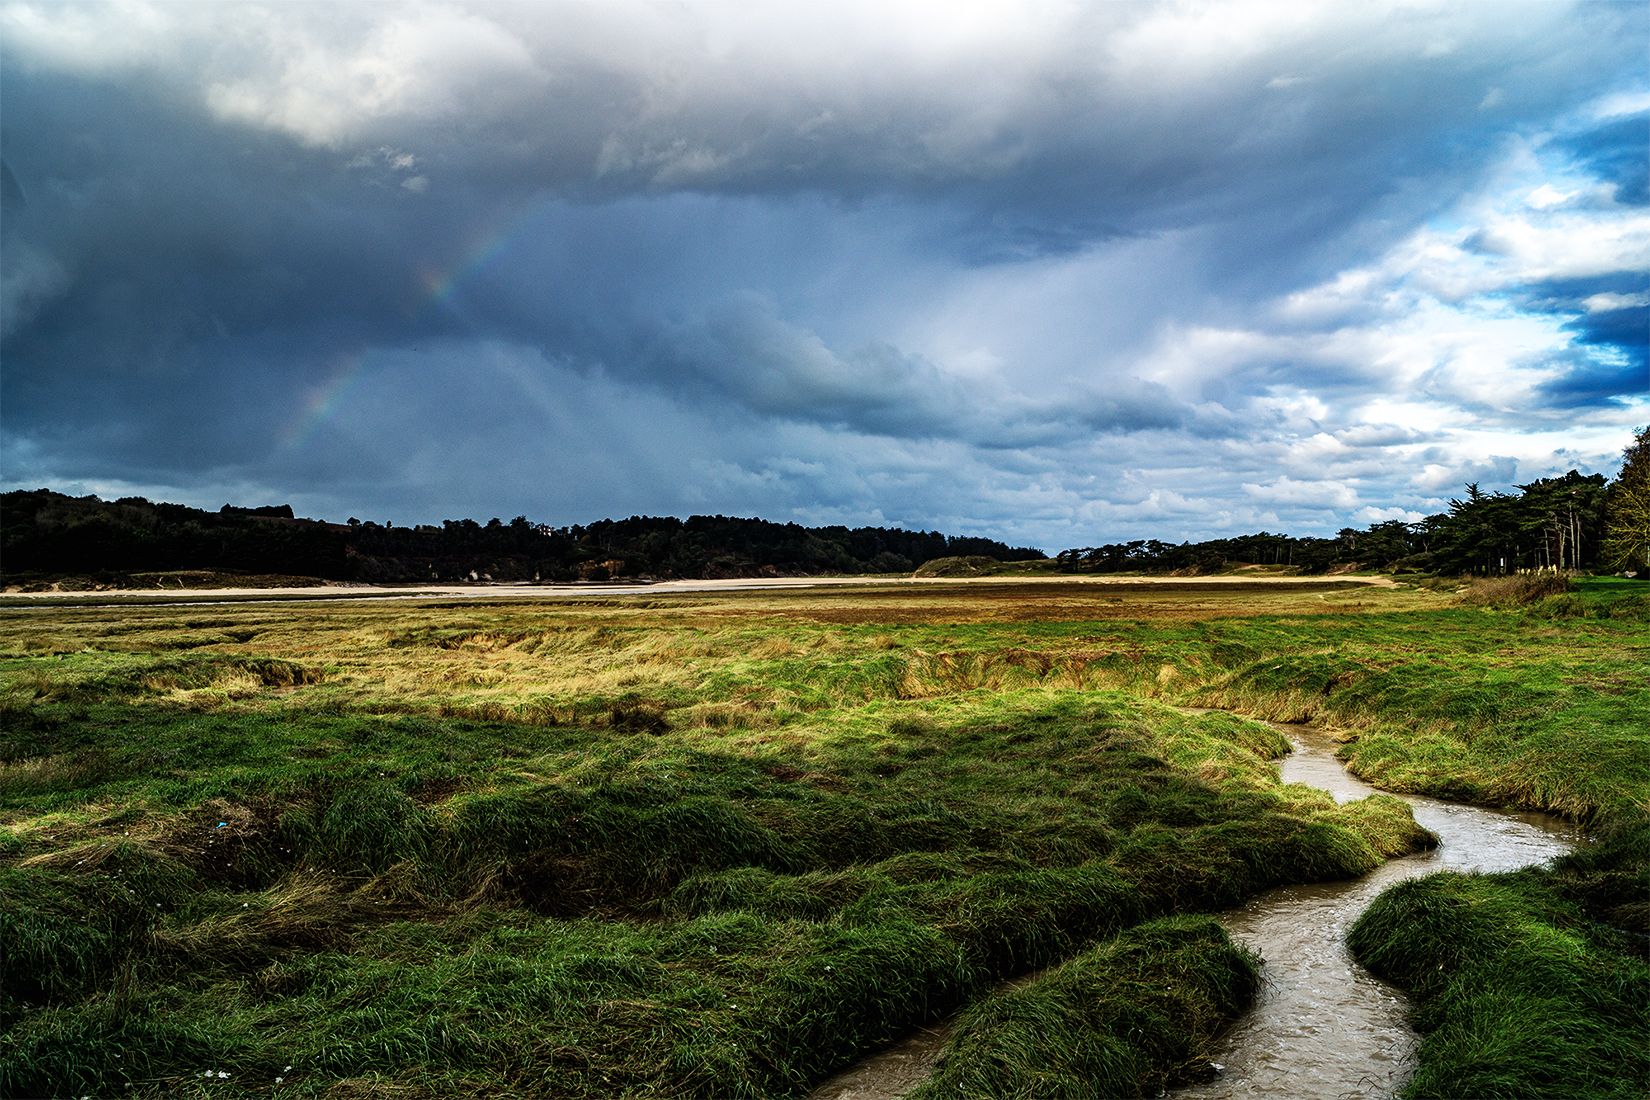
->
[911,916,1259,1099]
[1349,827,1650,1100]
[1462,573,1576,607]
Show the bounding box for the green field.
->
[2,576,1645,1098]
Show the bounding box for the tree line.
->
[4,429,1644,584]
[1061,428,1644,578]
[1056,469,1618,577]
[0,491,1044,584]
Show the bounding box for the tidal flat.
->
[2,576,1645,1098]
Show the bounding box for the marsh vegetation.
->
[1,576,1644,1098]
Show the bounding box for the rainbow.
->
[280,204,544,450]
[421,203,541,307]
[280,349,374,451]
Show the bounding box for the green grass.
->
[0,698,1424,1096]
[910,916,1259,1099]
[1349,826,1650,1100]
[0,576,1644,1097]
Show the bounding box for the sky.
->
[1,1,1645,550]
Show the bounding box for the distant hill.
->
[0,489,1044,584]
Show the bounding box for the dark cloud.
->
[1536,357,1648,409]
[1557,113,1649,207]
[1512,274,1649,408]
[1564,304,1649,381]
[2,2,1645,543]
[0,158,24,211]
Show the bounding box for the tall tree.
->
[1514,470,1609,572]
[1602,425,1650,576]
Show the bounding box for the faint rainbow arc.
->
[421,205,542,308]
[281,205,543,450]
[281,350,373,451]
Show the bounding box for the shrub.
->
[1461,573,1575,607]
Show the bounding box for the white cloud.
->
[1583,292,1650,313]
[202,6,546,147]
[1588,88,1650,119]
[1334,424,1425,447]
[1242,476,1359,508]
[0,2,178,74]
[1355,505,1426,523]
[1524,183,1574,209]
[1468,211,1650,283]
[0,0,1612,189]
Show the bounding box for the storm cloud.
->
[2,1,1645,545]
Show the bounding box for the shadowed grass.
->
[909,916,1260,1099]
[1349,827,1650,1100]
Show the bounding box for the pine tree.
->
[1602,426,1650,575]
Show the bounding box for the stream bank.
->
[809,722,1580,1100]
[1169,723,1579,1100]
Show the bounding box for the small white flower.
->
[276,1077,285,1084]
[285,1065,293,1071]
[218,1071,230,1078]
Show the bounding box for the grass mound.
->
[7,654,323,709]
[913,556,1002,578]
[1192,617,1648,823]
[910,916,1259,1099]
[1349,825,1650,1100]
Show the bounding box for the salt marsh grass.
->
[1,577,1644,1097]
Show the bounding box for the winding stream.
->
[809,722,1582,1100]
[1170,723,1581,1100]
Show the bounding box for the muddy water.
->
[804,1022,956,1100]
[809,722,1582,1100]
[1172,723,1582,1100]
[805,970,1043,1100]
